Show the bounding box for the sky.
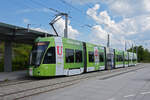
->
[0,0,150,50]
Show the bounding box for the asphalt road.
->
[26,64,150,100]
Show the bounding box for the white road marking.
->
[108,98,115,100]
[124,94,135,98]
[141,91,150,95]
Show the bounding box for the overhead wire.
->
[30,0,61,14]
[0,0,35,21]
[29,0,93,33]
[59,0,93,19]
[8,0,93,34]
[58,0,96,32]
[10,0,55,30]
[29,0,88,24]
[59,0,84,13]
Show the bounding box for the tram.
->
[29,37,137,77]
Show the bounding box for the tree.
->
[127,45,150,62]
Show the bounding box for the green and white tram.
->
[28,36,137,77]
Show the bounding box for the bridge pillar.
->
[4,41,12,72]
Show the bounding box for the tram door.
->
[55,37,64,75]
[94,47,99,65]
[106,49,115,70]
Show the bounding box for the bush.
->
[0,43,32,72]
[12,43,32,71]
[0,60,4,72]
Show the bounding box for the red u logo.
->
[57,46,63,55]
[95,49,98,57]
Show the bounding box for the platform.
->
[0,70,27,82]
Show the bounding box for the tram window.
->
[125,58,128,61]
[75,50,82,63]
[65,49,74,63]
[125,56,128,61]
[43,47,56,64]
[99,52,104,62]
[116,55,119,62]
[118,55,122,61]
[88,51,94,62]
[121,56,123,61]
[119,55,123,61]
[116,55,122,62]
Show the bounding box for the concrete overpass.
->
[0,22,54,72]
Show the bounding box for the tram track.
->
[1,78,81,100]
[0,79,36,87]
[0,64,144,100]
[0,76,66,87]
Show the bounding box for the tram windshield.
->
[29,42,49,66]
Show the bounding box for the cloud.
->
[86,4,127,48]
[89,25,107,46]
[54,18,80,39]
[143,0,150,12]
[22,17,80,39]
[67,0,150,17]
[65,0,100,5]
[86,4,150,50]
[31,27,49,33]
[109,0,134,17]
[23,18,30,24]
[87,5,119,32]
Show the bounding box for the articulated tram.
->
[29,37,137,77]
